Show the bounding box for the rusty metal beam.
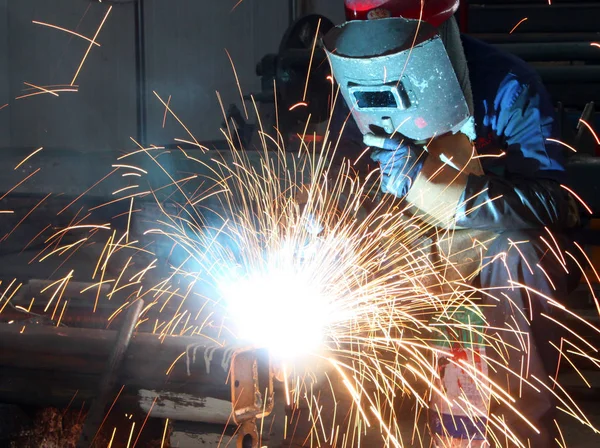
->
[0,323,273,426]
[77,299,144,447]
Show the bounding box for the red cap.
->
[344,0,459,27]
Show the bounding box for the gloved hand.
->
[366,134,428,198]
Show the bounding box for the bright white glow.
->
[220,268,331,359]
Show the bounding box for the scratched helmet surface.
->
[323,17,469,141]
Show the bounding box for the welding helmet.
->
[344,0,459,27]
[323,17,470,141]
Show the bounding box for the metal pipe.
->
[0,324,273,424]
[77,299,144,447]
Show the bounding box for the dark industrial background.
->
[0,0,600,447]
[0,1,598,153]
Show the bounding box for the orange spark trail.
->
[23,82,59,97]
[231,0,244,12]
[225,48,249,119]
[153,91,203,150]
[303,18,322,101]
[162,95,172,128]
[1,193,52,242]
[290,102,308,111]
[15,88,78,100]
[0,168,40,201]
[32,20,102,46]
[71,5,113,85]
[160,419,169,448]
[560,184,593,215]
[57,168,119,215]
[547,138,577,153]
[126,421,136,448]
[132,396,158,448]
[14,147,43,170]
[579,119,600,145]
[510,18,528,34]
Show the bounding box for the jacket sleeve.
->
[455,76,579,230]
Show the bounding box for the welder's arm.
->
[455,174,578,230]
[455,79,579,231]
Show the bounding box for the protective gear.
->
[327,14,579,446]
[344,0,460,27]
[455,36,580,230]
[437,17,475,134]
[367,134,428,197]
[456,175,580,230]
[331,35,577,231]
[323,18,470,142]
[474,230,581,447]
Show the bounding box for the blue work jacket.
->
[332,35,576,230]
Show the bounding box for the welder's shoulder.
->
[460,34,540,91]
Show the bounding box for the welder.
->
[323,1,582,446]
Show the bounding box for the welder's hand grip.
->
[404,132,483,229]
[366,133,429,199]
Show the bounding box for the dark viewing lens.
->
[353,90,397,109]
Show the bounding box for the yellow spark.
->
[107,427,117,448]
[71,6,113,85]
[112,164,148,174]
[14,147,43,170]
[160,419,169,448]
[547,138,577,153]
[15,88,78,100]
[225,49,249,119]
[132,396,158,448]
[3,193,52,242]
[162,94,172,128]
[166,351,186,375]
[302,18,322,101]
[510,17,528,34]
[579,119,600,145]
[154,91,203,150]
[22,82,59,97]
[58,168,119,215]
[290,102,308,111]
[126,421,136,448]
[560,184,593,215]
[0,168,41,201]
[32,20,102,46]
[112,185,139,195]
[56,299,68,327]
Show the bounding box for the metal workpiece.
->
[77,299,144,447]
[0,323,273,426]
[323,17,470,141]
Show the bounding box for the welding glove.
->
[366,134,428,199]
